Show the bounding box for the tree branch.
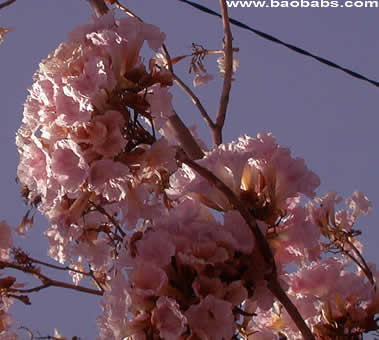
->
[87,0,108,16]
[0,0,16,10]
[214,0,233,145]
[267,280,315,340]
[176,149,315,340]
[172,72,215,131]
[159,43,214,147]
[28,257,90,276]
[168,113,204,160]
[0,261,103,297]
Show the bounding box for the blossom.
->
[151,297,187,340]
[217,55,240,76]
[347,190,372,217]
[193,73,214,87]
[0,26,12,45]
[185,295,234,340]
[168,133,320,220]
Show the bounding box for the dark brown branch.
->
[112,0,143,21]
[0,0,16,10]
[172,73,215,130]
[214,0,233,145]
[341,240,375,287]
[160,44,214,132]
[87,0,108,16]
[8,280,102,296]
[0,261,103,297]
[267,280,315,340]
[28,257,91,276]
[168,113,204,160]
[176,150,315,340]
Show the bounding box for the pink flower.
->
[225,280,248,305]
[72,237,112,270]
[223,211,255,254]
[347,190,372,217]
[217,55,240,75]
[132,261,168,298]
[271,206,322,266]
[308,191,342,229]
[50,139,88,192]
[192,276,225,300]
[88,160,131,201]
[135,230,175,268]
[169,133,320,222]
[193,73,214,87]
[151,297,187,340]
[185,295,234,340]
[0,26,12,44]
[91,110,127,157]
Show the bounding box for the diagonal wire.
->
[176,0,379,88]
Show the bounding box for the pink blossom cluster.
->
[96,131,377,339]
[13,12,378,340]
[16,13,176,265]
[98,199,254,339]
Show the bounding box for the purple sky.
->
[0,0,378,338]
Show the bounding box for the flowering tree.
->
[0,0,378,339]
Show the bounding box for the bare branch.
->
[28,257,91,276]
[0,0,16,10]
[87,0,108,16]
[112,0,143,21]
[172,73,215,130]
[0,261,103,297]
[267,280,316,340]
[168,113,204,160]
[8,281,102,296]
[160,44,214,135]
[214,0,233,145]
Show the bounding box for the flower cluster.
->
[12,11,378,340]
[16,13,177,266]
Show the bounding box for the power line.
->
[176,0,379,88]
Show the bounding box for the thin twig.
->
[112,0,143,21]
[89,200,126,238]
[0,0,16,10]
[28,257,91,276]
[8,279,103,296]
[214,0,233,145]
[172,73,215,130]
[0,261,103,297]
[205,48,239,55]
[19,327,34,340]
[176,149,316,340]
[160,43,213,131]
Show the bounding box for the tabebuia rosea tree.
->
[0,0,378,339]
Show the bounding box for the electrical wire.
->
[177,0,379,88]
